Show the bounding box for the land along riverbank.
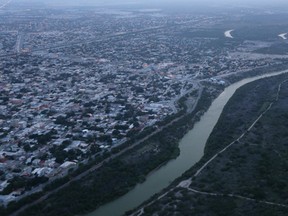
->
[4,66,288,216]
[130,72,288,216]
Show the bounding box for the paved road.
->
[184,186,288,208]
[0,0,12,9]
[15,33,24,53]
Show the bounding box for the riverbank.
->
[85,67,288,216]
[126,70,288,216]
[86,85,221,216]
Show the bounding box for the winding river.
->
[87,70,288,216]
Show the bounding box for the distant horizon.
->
[14,0,288,8]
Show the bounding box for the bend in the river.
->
[87,70,288,216]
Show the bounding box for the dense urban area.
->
[1,0,288,215]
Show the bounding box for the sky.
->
[15,0,288,9]
[20,0,288,5]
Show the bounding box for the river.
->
[87,70,288,216]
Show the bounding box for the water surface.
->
[87,70,288,216]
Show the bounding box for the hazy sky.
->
[23,0,288,5]
[17,0,288,8]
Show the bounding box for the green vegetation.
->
[136,73,288,216]
[138,188,287,216]
[205,75,281,157]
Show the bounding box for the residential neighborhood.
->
[0,0,287,205]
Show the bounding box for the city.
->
[1,0,288,215]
